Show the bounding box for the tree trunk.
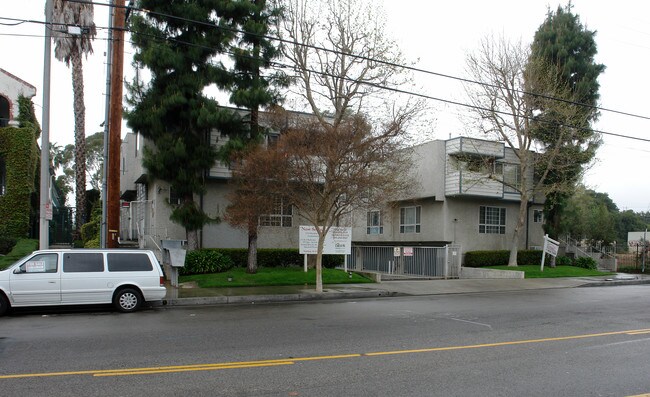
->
[71,49,87,235]
[508,196,529,267]
[315,233,325,293]
[186,229,199,251]
[247,229,258,274]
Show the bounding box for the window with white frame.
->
[479,206,506,234]
[367,210,383,235]
[259,196,293,227]
[533,209,544,223]
[400,206,421,233]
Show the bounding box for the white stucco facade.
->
[119,130,546,262]
[0,68,37,125]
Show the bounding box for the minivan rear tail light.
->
[160,276,165,286]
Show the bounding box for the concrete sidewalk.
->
[163,273,650,307]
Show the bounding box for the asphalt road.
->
[1,285,650,396]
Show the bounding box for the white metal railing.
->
[343,245,461,279]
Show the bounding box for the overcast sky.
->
[1,1,649,211]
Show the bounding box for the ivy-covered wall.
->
[0,95,39,238]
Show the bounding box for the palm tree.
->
[52,0,96,238]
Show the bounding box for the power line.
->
[3,11,650,144]
[71,0,650,122]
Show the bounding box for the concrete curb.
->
[578,279,650,288]
[166,290,400,306]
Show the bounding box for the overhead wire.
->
[2,8,650,144]
[69,0,650,122]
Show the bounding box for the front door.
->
[9,253,61,305]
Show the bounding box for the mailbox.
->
[161,239,187,287]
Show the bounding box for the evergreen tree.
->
[126,1,238,249]
[220,0,287,274]
[527,3,605,239]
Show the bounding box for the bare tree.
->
[225,144,288,274]
[274,0,422,290]
[464,36,585,266]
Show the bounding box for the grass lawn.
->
[487,265,615,278]
[179,267,374,288]
[0,239,39,270]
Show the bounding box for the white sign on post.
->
[540,234,560,271]
[299,226,352,255]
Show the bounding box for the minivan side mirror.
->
[13,268,22,274]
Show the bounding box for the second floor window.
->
[479,206,506,234]
[259,196,293,227]
[367,210,383,235]
[169,187,183,206]
[533,209,544,223]
[400,206,421,233]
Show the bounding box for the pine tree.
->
[125,1,238,250]
[221,0,287,273]
[527,3,605,239]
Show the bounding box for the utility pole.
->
[39,0,53,250]
[101,1,115,248]
[107,0,126,248]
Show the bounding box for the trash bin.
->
[161,239,187,287]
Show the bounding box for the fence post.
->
[444,245,449,279]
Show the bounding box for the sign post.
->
[541,234,560,271]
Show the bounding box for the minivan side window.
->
[107,253,153,272]
[18,254,58,273]
[63,253,104,273]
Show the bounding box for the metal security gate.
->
[345,245,461,279]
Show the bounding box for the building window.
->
[367,210,383,235]
[169,187,182,206]
[400,206,421,233]
[533,209,544,223]
[479,206,506,234]
[259,196,293,227]
[0,156,5,195]
[0,96,9,127]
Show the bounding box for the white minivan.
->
[0,249,167,316]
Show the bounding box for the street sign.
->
[45,202,53,221]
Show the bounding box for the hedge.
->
[179,248,344,275]
[464,250,544,267]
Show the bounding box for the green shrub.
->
[180,250,234,275]
[185,248,344,271]
[464,250,543,267]
[574,256,597,270]
[0,238,38,270]
[555,256,573,266]
[0,236,17,255]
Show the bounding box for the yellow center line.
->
[94,362,295,377]
[1,328,649,380]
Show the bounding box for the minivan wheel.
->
[114,288,142,313]
[0,293,9,316]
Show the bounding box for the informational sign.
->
[393,247,401,257]
[26,261,45,273]
[540,234,560,271]
[403,247,414,257]
[299,226,351,255]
